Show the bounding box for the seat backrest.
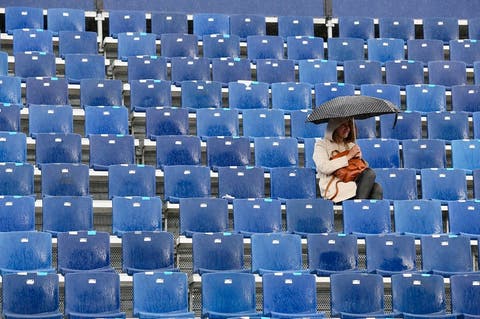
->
[450,39,480,67]
[327,37,365,64]
[108,164,156,199]
[26,76,68,106]
[108,10,146,38]
[450,273,480,317]
[423,17,459,43]
[407,39,444,64]
[117,32,157,61]
[270,167,316,201]
[427,111,470,141]
[29,105,73,137]
[179,197,229,236]
[254,137,298,170]
[448,200,480,237]
[420,168,468,201]
[374,168,418,200]
[271,82,312,112]
[14,52,56,79]
[338,16,375,40]
[64,53,105,84]
[233,198,282,236]
[367,38,405,64]
[41,163,89,196]
[343,199,392,237]
[228,81,269,110]
[47,8,85,34]
[112,196,162,236]
[42,195,93,236]
[379,111,422,140]
[378,17,415,41]
[35,133,82,167]
[451,139,480,170]
[5,6,44,34]
[298,59,338,84]
[89,134,135,171]
[385,60,424,87]
[428,60,467,87]
[180,80,222,110]
[475,169,480,199]
[203,34,240,59]
[217,166,265,201]
[0,103,20,132]
[343,59,383,87]
[155,135,202,169]
[13,29,53,54]
[0,131,26,163]
[242,109,285,138]
[255,59,295,83]
[211,57,252,85]
[0,76,22,104]
[286,35,324,61]
[290,110,326,140]
[314,82,356,106]
[145,107,189,139]
[193,13,229,38]
[196,108,240,140]
[163,165,211,202]
[127,56,168,82]
[206,136,251,169]
[229,14,266,40]
[58,31,98,58]
[402,139,446,169]
[0,162,34,196]
[286,198,334,236]
[246,35,284,60]
[160,33,198,59]
[278,15,314,39]
[451,84,480,113]
[356,138,400,168]
[85,105,129,136]
[80,78,123,107]
[151,12,188,36]
[129,79,172,112]
[393,199,443,236]
[0,195,35,232]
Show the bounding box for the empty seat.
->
[427,111,469,141]
[298,59,338,85]
[0,131,26,163]
[150,12,188,37]
[25,76,68,106]
[0,195,35,232]
[155,135,201,169]
[290,109,326,140]
[367,38,405,64]
[193,13,229,38]
[338,16,374,40]
[112,196,162,236]
[356,138,401,168]
[14,52,56,80]
[160,33,198,59]
[448,200,480,237]
[211,58,252,85]
[423,17,459,43]
[307,233,359,275]
[314,82,355,106]
[28,104,73,138]
[192,232,246,274]
[0,76,22,105]
[84,105,129,136]
[108,10,146,38]
[469,17,480,40]
[247,35,284,60]
[428,60,467,87]
[117,32,157,61]
[406,84,447,113]
[402,139,446,170]
[233,198,282,236]
[129,79,172,112]
[327,37,365,64]
[108,164,156,199]
[203,34,241,59]
[206,136,251,169]
[423,168,467,201]
[450,273,480,319]
[271,82,312,112]
[64,272,125,319]
[255,59,296,83]
[64,53,105,83]
[181,80,222,110]
[230,14,266,40]
[450,39,480,67]
[287,36,324,61]
[80,78,123,107]
[47,8,85,35]
[475,169,480,199]
[451,84,480,113]
[343,60,383,87]
[286,198,334,236]
[145,107,189,139]
[41,163,89,197]
[379,111,422,140]
[270,167,316,201]
[228,81,269,110]
[5,6,44,34]
[475,112,480,139]
[57,230,114,274]
[217,166,265,201]
[343,199,392,237]
[451,139,480,171]
[407,39,444,64]
[122,231,177,275]
[58,31,98,58]
[361,83,401,108]
[394,199,444,237]
[0,103,20,132]
[35,133,82,167]
[378,17,415,41]
[196,108,240,140]
[385,60,424,87]
[179,197,229,237]
[163,165,211,203]
[42,195,93,236]
[0,162,34,196]
[13,29,54,54]
[89,134,135,171]
[374,168,418,200]
[278,15,314,39]
[127,56,168,82]
[242,109,285,138]
[254,137,298,170]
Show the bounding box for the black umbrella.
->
[306,95,400,124]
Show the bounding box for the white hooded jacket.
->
[312,117,358,203]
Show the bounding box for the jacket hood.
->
[324,117,355,142]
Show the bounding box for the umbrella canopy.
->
[306,95,400,124]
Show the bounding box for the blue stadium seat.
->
[122,231,177,275]
[57,230,114,274]
[127,56,168,82]
[298,59,338,85]
[64,53,105,83]
[47,8,85,35]
[343,60,383,87]
[12,29,53,54]
[193,13,230,39]
[355,117,378,139]
[330,272,388,318]
[163,165,211,202]
[278,15,314,39]
[133,272,194,318]
[361,84,401,108]
[89,134,135,171]
[338,16,375,40]
[150,12,188,37]
[108,10,146,38]
[421,234,473,276]
[129,79,172,112]
[327,37,366,64]
[42,195,93,236]
[228,81,269,110]
[271,82,312,113]
[112,196,162,236]
[356,138,401,168]
[58,31,98,58]
[262,272,325,318]
[179,197,229,237]
[475,112,480,139]
[393,199,444,237]
[254,137,298,170]
[391,273,455,319]
[0,162,34,196]
[0,51,8,76]
[196,108,240,140]
[448,200,480,238]
[211,58,252,85]
[450,273,480,319]
[202,272,259,319]
[0,104,21,132]
[5,6,44,34]
[0,131,26,163]
[421,168,468,201]
[0,195,35,232]
[428,60,467,87]
[26,76,68,106]
[117,32,157,61]
[181,80,222,110]
[307,233,359,276]
[451,84,480,113]
[407,39,444,65]
[290,109,326,140]
[14,52,56,80]
[469,17,480,40]
[0,231,54,274]
[242,109,285,138]
[108,164,156,198]
[84,105,129,136]
[287,36,325,61]
[385,60,424,87]
[365,234,417,276]
[206,136,251,169]
[402,139,446,170]
[29,105,73,137]
[314,82,355,106]
[367,38,405,64]
[229,14,266,40]
[145,107,189,139]
[270,167,316,201]
[286,198,334,236]
[64,272,125,319]
[192,232,246,274]
[233,198,282,237]
[452,139,480,172]
[378,17,415,41]
[374,168,418,200]
[251,233,304,274]
[35,133,82,167]
[246,35,284,60]
[203,34,241,59]
[423,17,459,43]
[170,57,211,85]
[406,84,447,113]
[0,76,22,104]
[217,166,265,201]
[41,163,89,197]
[427,111,470,141]
[450,39,480,67]
[475,169,480,199]
[380,111,422,140]
[160,33,198,59]
[155,135,201,169]
[343,199,392,237]
[80,78,123,107]
[255,59,296,83]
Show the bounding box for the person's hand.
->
[347,145,361,160]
